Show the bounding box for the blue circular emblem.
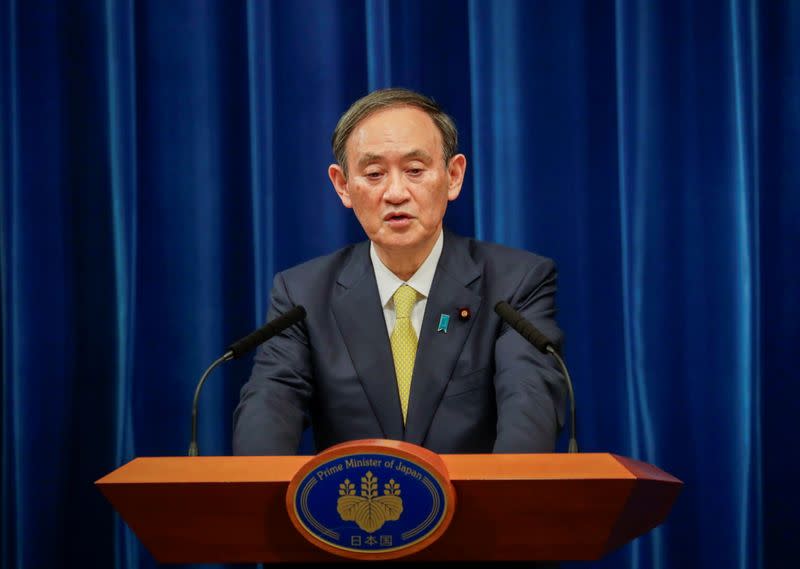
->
[290,450,451,556]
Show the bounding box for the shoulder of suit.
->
[275,241,365,282]
[457,234,555,271]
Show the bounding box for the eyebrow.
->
[356,149,434,169]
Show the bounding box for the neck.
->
[374,232,440,282]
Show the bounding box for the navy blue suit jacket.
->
[233,231,566,455]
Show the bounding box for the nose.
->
[383,170,409,204]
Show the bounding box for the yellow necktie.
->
[391,284,418,423]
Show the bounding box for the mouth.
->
[383,212,414,229]
[384,212,413,222]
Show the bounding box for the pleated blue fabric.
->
[1,1,797,568]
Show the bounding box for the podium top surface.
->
[96,452,680,485]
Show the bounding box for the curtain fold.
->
[1,1,797,568]
[103,0,140,565]
[245,0,274,326]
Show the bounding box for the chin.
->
[371,223,437,251]
[386,238,433,255]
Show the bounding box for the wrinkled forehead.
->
[345,105,444,164]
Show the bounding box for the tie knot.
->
[393,284,418,319]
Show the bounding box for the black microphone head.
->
[227,305,307,358]
[288,305,307,321]
[494,300,553,354]
[494,301,519,324]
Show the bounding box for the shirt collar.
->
[370,230,444,307]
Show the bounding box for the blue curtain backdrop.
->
[2,1,798,568]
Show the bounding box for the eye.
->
[365,171,383,180]
[407,168,424,176]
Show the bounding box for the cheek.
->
[346,184,368,208]
[420,190,449,220]
[349,190,382,225]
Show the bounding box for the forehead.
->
[346,106,443,161]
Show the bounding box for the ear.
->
[328,164,353,208]
[446,154,467,201]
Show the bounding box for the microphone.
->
[494,301,578,453]
[188,305,307,456]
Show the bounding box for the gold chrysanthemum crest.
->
[336,471,404,533]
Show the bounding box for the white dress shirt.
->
[370,230,444,338]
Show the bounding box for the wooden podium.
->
[96,448,682,564]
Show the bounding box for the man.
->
[233,88,566,455]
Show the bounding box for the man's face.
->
[329,106,466,259]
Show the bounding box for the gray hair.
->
[331,87,459,176]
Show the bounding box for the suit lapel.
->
[404,233,482,445]
[331,243,405,440]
